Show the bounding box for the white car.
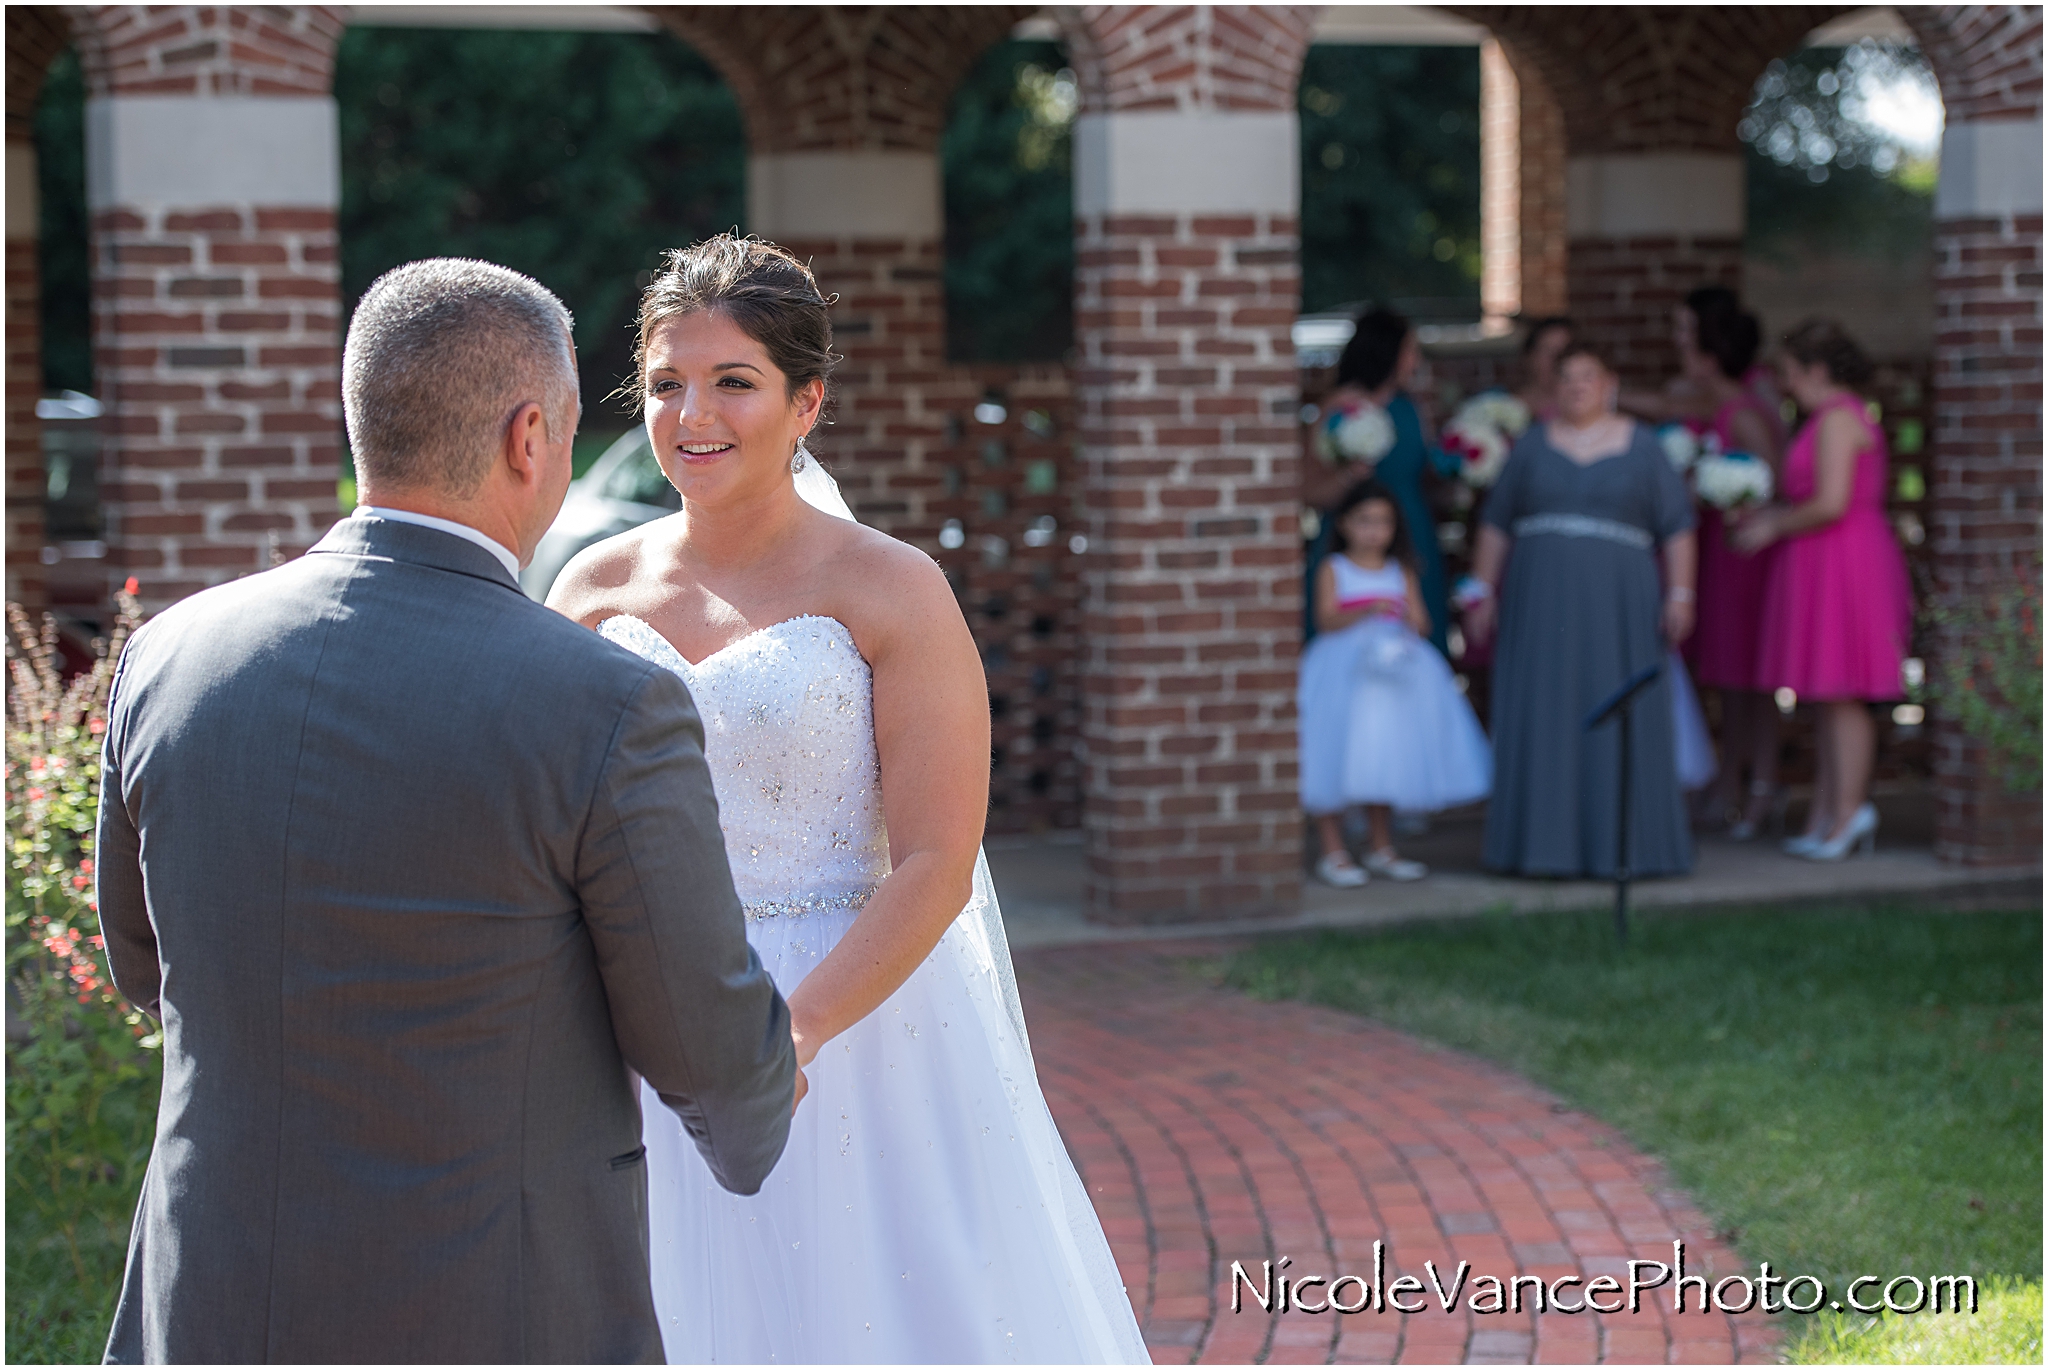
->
[520,429,678,601]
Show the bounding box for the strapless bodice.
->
[597,614,891,919]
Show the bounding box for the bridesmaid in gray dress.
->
[1464,345,1699,877]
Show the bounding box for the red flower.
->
[88,934,105,949]
[124,577,139,596]
[88,718,106,736]
[72,874,90,890]
[26,787,43,801]
[79,860,93,875]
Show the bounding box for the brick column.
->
[7,132,44,612]
[1069,7,1314,922]
[1565,153,1744,390]
[81,6,343,610]
[1928,120,2043,864]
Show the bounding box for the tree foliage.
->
[334,27,746,420]
[942,40,1076,363]
[1297,45,1482,318]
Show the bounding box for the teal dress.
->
[1304,392,1457,654]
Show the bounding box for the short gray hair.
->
[343,259,577,497]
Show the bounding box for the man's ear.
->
[503,401,548,485]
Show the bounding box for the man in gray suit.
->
[95,259,797,1363]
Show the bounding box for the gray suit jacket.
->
[96,517,793,1363]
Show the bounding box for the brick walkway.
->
[1018,943,1781,1365]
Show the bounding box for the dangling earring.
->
[791,436,811,474]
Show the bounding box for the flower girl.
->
[1299,480,1493,886]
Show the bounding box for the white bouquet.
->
[1441,390,1531,489]
[1693,451,1774,509]
[1658,423,1703,472]
[1315,399,1397,469]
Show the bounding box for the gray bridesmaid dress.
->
[1480,423,1696,877]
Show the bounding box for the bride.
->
[548,235,1149,1365]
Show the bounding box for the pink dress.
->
[1690,394,1785,691]
[1755,395,1912,700]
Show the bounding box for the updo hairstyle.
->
[1779,317,1875,389]
[624,233,839,408]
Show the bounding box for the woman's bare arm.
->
[781,544,989,1067]
[1734,407,1860,550]
[1661,530,1697,644]
[1463,523,1511,644]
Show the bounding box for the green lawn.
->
[1225,900,2042,1363]
[6,1058,159,1363]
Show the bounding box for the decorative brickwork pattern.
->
[1064,6,1317,114]
[1446,7,1843,153]
[779,238,1084,833]
[1565,235,1744,392]
[650,7,1029,153]
[91,205,341,607]
[1900,4,2044,120]
[77,4,342,97]
[1071,211,1304,921]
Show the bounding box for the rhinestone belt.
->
[1512,513,1654,551]
[741,888,874,924]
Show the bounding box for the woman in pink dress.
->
[1735,320,1910,861]
[1685,305,1787,839]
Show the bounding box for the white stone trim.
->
[1566,153,1745,238]
[1074,110,1299,216]
[349,5,656,31]
[7,144,36,239]
[1313,5,1487,45]
[86,96,338,209]
[747,150,941,241]
[1935,118,2044,218]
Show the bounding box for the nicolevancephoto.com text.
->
[1233,1242,1983,1318]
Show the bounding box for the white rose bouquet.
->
[1694,451,1775,510]
[1658,423,1704,472]
[1441,391,1531,489]
[1314,398,1397,471]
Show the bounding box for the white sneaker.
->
[1315,852,1369,888]
[1364,848,1428,881]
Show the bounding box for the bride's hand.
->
[792,1067,808,1115]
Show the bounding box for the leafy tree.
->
[1741,43,1936,267]
[34,49,91,398]
[942,40,1076,363]
[335,27,745,421]
[1297,45,1482,318]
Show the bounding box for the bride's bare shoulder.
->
[823,522,969,664]
[545,518,676,627]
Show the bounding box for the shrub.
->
[5,586,160,1291]
[1925,572,2042,796]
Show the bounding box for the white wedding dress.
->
[597,605,1149,1364]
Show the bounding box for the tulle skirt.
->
[640,858,1149,1364]
[1667,650,1718,792]
[1298,619,1493,814]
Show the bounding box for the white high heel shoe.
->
[1803,803,1878,861]
[1782,829,1825,857]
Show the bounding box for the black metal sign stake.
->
[1585,660,1665,947]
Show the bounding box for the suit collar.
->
[309,516,525,595]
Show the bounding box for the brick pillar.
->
[81,6,343,610]
[7,133,44,612]
[1068,7,1314,922]
[1565,152,1743,390]
[1502,38,1567,319]
[1926,113,2043,864]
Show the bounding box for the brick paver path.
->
[1019,943,1782,1365]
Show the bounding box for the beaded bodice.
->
[597,614,891,920]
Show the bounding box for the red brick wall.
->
[1503,38,1568,319]
[78,5,342,97]
[1066,5,1317,114]
[91,205,342,606]
[1071,211,1304,921]
[1566,235,1746,392]
[1901,4,2043,121]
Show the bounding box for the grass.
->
[5,1063,159,1363]
[1224,901,2042,1364]
[1787,1276,2043,1364]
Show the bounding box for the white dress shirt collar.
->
[353,505,521,581]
